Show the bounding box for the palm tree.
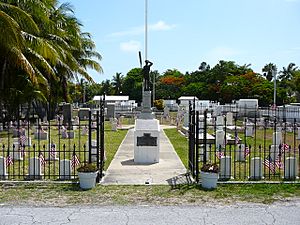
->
[262,63,277,81]
[112,72,124,94]
[279,63,298,81]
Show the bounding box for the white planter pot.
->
[200,171,218,189]
[78,171,98,190]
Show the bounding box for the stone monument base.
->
[134,119,160,164]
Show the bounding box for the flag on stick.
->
[71,153,80,168]
[39,152,45,165]
[5,155,13,167]
[263,155,276,174]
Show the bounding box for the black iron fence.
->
[0,98,105,182]
[188,101,300,182]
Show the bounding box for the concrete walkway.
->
[101,127,187,185]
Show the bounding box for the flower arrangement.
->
[201,163,219,173]
[77,163,98,173]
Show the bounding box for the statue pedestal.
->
[134,119,160,164]
[139,91,154,119]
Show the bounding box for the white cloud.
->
[120,40,141,52]
[149,21,176,31]
[109,20,176,37]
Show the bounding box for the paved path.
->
[1,201,300,225]
[101,127,187,185]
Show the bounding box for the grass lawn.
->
[0,182,299,206]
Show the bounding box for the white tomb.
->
[28,157,43,179]
[220,156,232,179]
[235,144,246,162]
[270,145,280,161]
[245,125,254,137]
[250,157,263,180]
[134,119,160,164]
[297,128,300,140]
[272,131,282,146]
[59,159,72,180]
[12,143,23,160]
[0,156,8,179]
[216,130,225,149]
[216,116,224,127]
[284,157,298,180]
[226,112,233,126]
[34,131,48,140]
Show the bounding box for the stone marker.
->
[0,156,8,179]
[284,157,298,180]
[28,157,43,180]
[220,156,232,179]
[250,157,263,180]
[272,131,282,146]
[226,112,233,126]
[216,130,225,149]
[235,144,246,162]
[59,159,72,180]
[245,125,253,137]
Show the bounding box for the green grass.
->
[0,183,299,206]
[164,128,188,168]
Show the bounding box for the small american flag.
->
[5,155,13,167]
[215,147,225,159]
[244,146,250,157]
[39,152,46,165]
[281,143,289,152]
[263,155,276,174]
[19,134,27,146]
[50,144,56,158]
[71,154,80,168]
[234,132,239,145]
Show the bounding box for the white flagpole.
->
[145,0,148,61]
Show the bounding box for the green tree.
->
[111,72,124,94]
[262,63,277,81]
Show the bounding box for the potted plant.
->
[200,163,219,189]
[77,163,98,190]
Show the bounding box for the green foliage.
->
[77,163,98,173]
[154,99,164,110]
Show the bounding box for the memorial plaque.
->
[137,133,157,146]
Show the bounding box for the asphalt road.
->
[1,201,300,225]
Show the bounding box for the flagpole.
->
[145,0,148,61]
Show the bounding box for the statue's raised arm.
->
[142,60,153,91]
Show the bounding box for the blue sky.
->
[60,0,300,83]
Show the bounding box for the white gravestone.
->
[34,131,48,140]
[220,156,232,179]
[111,118,118,131]
[0,156,8,179]
[59,159,72,180]
[272,131,282,146]
[235,144,246,162]
[297,128,300,140]
[163,106,170,119]
[12,143,23,161]
[28,157,43,179]
[284,157,298,180]
[245,125,253,137]
[216,130,225,149]
[250,157,263,180]
[226,112,233,126]
[199,144,210,162]
[216,116,224,128]
[270,145,280,161]
[183,112,189,128]
[134,119,160,164]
